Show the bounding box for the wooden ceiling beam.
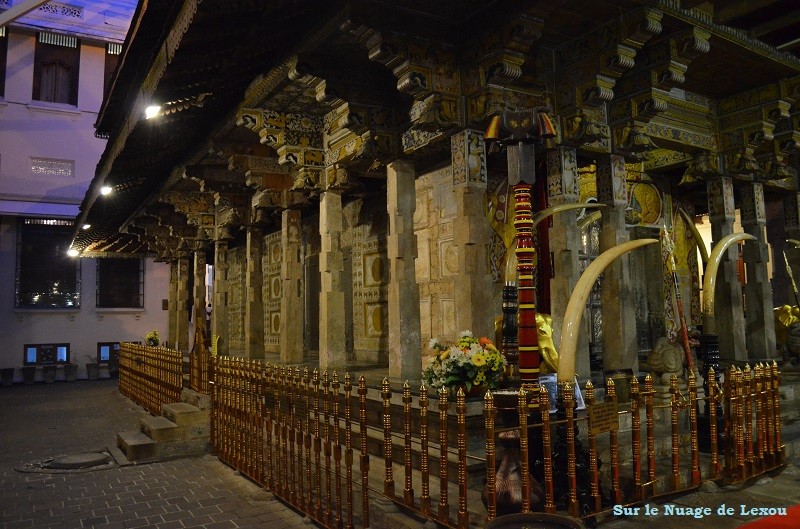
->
[714,0,780,24]
[749,9,800,38]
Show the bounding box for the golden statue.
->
[774,305,800,348]
[494,312,559,375]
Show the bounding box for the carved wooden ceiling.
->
[72,0,800,255]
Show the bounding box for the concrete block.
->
[161,402,209,427]
[140,415,181,442]
[117,430,155,461]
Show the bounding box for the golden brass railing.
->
[211,357,484,529]
[208,358,784,527]
[483,363,785,523]
[119,343,182,415]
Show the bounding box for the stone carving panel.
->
[226,246,246,355]
[263,231,281,349]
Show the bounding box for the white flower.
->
[428,338,440,349]
[459,330,473,339]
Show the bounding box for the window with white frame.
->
[96,257,144,308]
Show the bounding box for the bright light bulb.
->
[100,186,112,195]
[145,105,161,119]
[67,248,79,257]
[82,224,91,230]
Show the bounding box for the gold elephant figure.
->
[494,312,559,374]
[774,305,800,348]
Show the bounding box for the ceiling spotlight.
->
[67,248,79,257]
[82,224,91,230]
[145,105,162,119]
[100,185,113,195]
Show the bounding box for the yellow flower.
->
[439,350,450,361]
[474,372,486,385]
[472,352,486,366]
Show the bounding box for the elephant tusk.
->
[677,208,709,265]
[531,203,606,231]
[702,233,756,333]
[557,238,659,383]
[787,238,800,248]
[577,210,602,230]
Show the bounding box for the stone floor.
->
[0,380,305,529]
[1,379,799,529]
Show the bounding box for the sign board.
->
[588,400,619,436]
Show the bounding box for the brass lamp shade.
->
[484,114,502,141]
[536,111,556,138]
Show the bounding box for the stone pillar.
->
[319,190,347,371]
[280,209,304,363]
[386,160,421,379]
[596,154,638,373]
[707,176,746,361]
[740,182,776,360]
[545,147,590,378]
[193,243,207,333]
[167,260,178,348]
[245,225,265,359]
[451,129,494,339]
[212,232,230,356]
[176,254,190,352]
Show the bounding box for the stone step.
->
[155,438,210,459]
[161,402,209,427]
[117,430,156,461]
[140,415,181,442]
[181,388,212,410]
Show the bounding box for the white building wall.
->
[0,7,168,382]
[0,216,170,380]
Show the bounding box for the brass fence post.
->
[438,387,450,522]
[585,381,600,512]
[358,376,370,528]
[403,381,414,506]
[304,368,314,515]
[484,390,496,522]
[689,370,701,487]
[518,388,530,513]
[324,371,333,526]
[313,369,322,520]
[608,378,621,504]
[420,383,431,517]
[645,374,655,489]
[540,385,555,514]
[382,377,395,499]
[670,375,680,490]
[630,377,642,500]
[708,367,720,478]
[344,373,354,529]
[772,362,783,464]
[457,388,468,529]
[333,372,343,529]
[743,364,753,480]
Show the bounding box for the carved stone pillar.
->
[176,254,190,353]
[245,225,265,359]
[319,190,347,371]
[740,182,776,360]
[168,260,178,348]
[596,154,638,372]
[707,176,746,361]
[546,146,590,378]
[451,130,494,339]
[193,243,207,333]
[386,159,421,379]
[280,209,304,364]
[212,232,230,355]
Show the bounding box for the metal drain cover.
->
[48,452,111,470]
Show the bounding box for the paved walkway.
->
[2,380,800,529]
[0,380,305,529]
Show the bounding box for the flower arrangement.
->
[422,331,507,392]
[145,329,160,347]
